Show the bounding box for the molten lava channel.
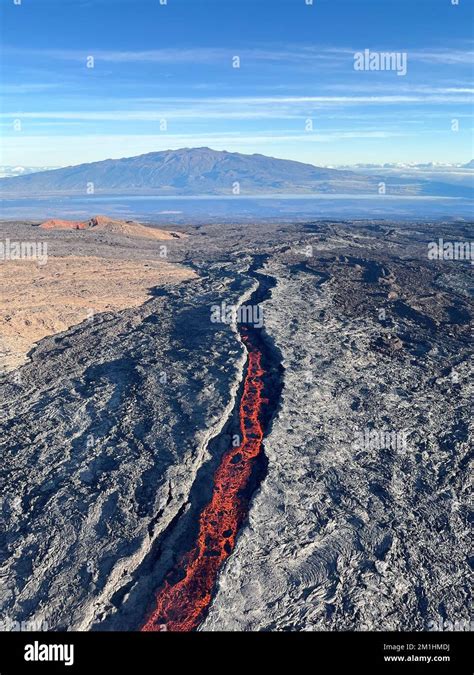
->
[142,328,267,632]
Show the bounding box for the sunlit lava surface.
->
[142,328,267,632]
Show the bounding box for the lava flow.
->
[142,326,268,632]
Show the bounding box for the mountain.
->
[0,148,361,196]
[462,159,474,169]
[0,147,471,198]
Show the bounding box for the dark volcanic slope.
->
[0,225,257,631]
[205,224,473,632]
[0,218,472,633]
[0,147,470,198]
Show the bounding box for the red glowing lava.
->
[142,328,267,632]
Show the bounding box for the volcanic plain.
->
[0,216,471,633]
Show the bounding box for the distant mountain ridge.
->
[0,147,471,198]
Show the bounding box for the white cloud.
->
[1,83,60,94]
[4,45,473,67]
[1,90,473,125]
[0,130,409,164]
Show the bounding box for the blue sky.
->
[1,0,473,166]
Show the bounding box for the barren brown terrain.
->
[38,215,186,240]
[0,255,195,372]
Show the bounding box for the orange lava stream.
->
[141,329,267,632]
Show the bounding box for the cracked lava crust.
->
[141,326,268,632]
